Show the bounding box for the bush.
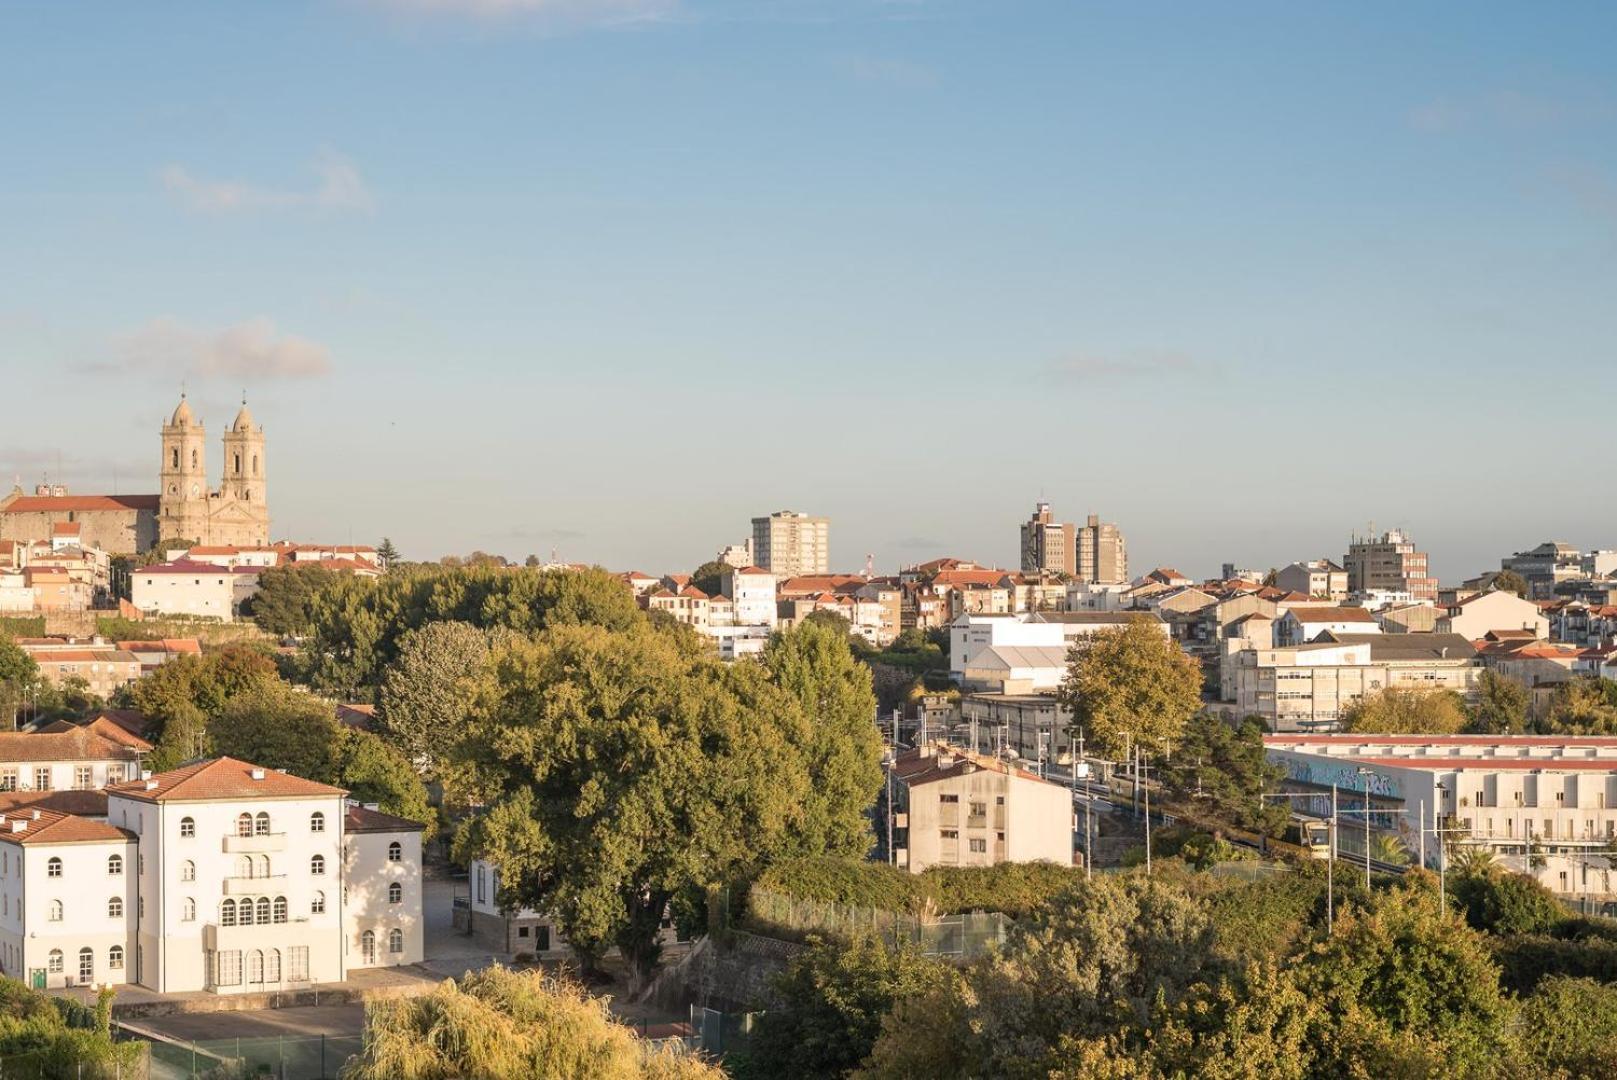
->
[1448,868,1565,936]
[751,857,1085,923]
[1492,933,1617,993]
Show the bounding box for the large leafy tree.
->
[1536,677,1617,735]
[1491,569,1529,597]
[1057,618,1202,758]
[209,678,346,782]
[377,620,491,770]
[1341,687,1467,735]
[690,560,728,596]
[246,563,340,636]
[761,620,884,857]
[1466,670,1529,735]
[132,647,279,770]
[336,728,437,838]
[1158,712,1288,836]
[451,624,815,987]
[0,638,44,726]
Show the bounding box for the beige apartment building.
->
[1229,632,1481,732]
[1076,515,1127,585]
[890,744,1073,872]
[1020,502,1075,576]
[751,510,829,577]
[1274,559,1348,600]
[1344,529,1437,601]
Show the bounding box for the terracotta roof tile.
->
[0,727,142,763]
[346,805,426,833]
[0,808,134,846]
[108,757,346,803]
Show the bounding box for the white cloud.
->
[1045,351,1201,385]
[98,317,333,381]
[161,153,374,215]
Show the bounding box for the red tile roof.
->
[0,789,109,817]
[346,805,427,833]
[0,808,134,846]
[2,494,159,513]
[0,728,142,763]
[107,757,346,803]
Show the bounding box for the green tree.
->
[451,624,814,987]
[1448,867,1565,935]
[341,965,721,1080]
[246,562,340,635]
[1536,677,1617,735]
[131,646,279,769]
[1491,569,1529,597]
[1057,618,1203,758]
[690,560,729,596]
[377,620,491,769]
[0,637,44,726]
[761,620,885,857]
[1158,712,1288,836]
[1517,976,1617,1077]
[336,728,437,839]
[1467,669,1529,735]
[1341,686,1468,734]
[741,938,944,1080]
[209,679,345,782]
[376,537,400,571]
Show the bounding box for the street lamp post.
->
[1356,766,1373,890]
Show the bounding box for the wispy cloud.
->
[835,53,938,91]
[1408,90,1613,134]
[89,317,334,381]
[360,0,677,25]
[1044,351,1203,385]
[161,153,374,215]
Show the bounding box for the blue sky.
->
[2,1,1614,578]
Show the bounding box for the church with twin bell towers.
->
[157,393,271,548]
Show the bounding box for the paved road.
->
[129,1004,367,1042]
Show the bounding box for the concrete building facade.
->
[750,511,829,578]
[890,744,1073,873]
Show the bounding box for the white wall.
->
[345,828,423,968]
[950,615,1063,677]
[0,838,138,989]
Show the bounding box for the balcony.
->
[223,874,287,895]
[222,833,286,854]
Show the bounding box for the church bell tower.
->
[158,394,209,544]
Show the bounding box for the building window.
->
[236,856,253,879]
[48,949,63,974]
[287,947,308,983]
[310,812,325,834]
[389,882,402,904]
[74,767,93,790]
[475,865,486,905]
[183,897,196,922]
[108,946,124,971]
[181,860,196,882]
[78,948,94,982]
[940,829,958,839]
[35,768,51,791]
[310,854,326,876]
[218,950,241,987]
[221,899,237,927]
[108,896,123,918]
[389,929,404,955]
[969,838,987,853]
[48,900,62,922]
[255,812,271,836]
[236,814,253,838]
[256,897,271,924]
[180,817,195,838]
[274,896,287,923]
[266,948,281,983]
[939,794,959,803]
[388,841,402,863]
[247,950,264,984]
[0,769,15,791]
[106,765,124,784]
[311,890,326,915]
[47,857,62,878]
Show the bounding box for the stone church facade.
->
[0,395,271,555]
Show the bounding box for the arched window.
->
[273,896,287,923]
[310,854,325,876]
[256,854,270,878]
[362,930,375,962]
[236,856,253,879]
[180,816,195,838]
[190,448,198,469]
[181,860,196,882]
[107,853,121,875]
[239,899,254,926]
[389,929,404,955]
[108,896,123,918]
[79,947,93,981]
[47,857,62,878]
[388,882,402,905]
[171,448,179,469]
[388,841,402,863]
[247,949,264,984]
[266,948,281,983]
[254,812,271,836]
[183,897,196,921]
[48,900,62,922]
[48,949,63,973]
[310,812,325,834]
[109,945,124,970]
[233,452,241,475]
[221,899,237,927]
[252,454,259,476]
[311,890,325,915]
[236,813,253,838]
[256,897,271,924]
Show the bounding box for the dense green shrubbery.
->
[1493,931,1617,993]
[750,857,1084,922]
[0,981,143,1077]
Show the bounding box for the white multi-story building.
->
[131,559,262,621]
[889,744,1074,873]
[0,756,422,992]
[722,566,777,628]
[0,728,142,794]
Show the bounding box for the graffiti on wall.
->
[1272,753,1403,800]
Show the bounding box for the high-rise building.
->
[1076,514,1128,585]
[1344,528,1436,601]
[1020,502,1075,576]
[751,511,829,577]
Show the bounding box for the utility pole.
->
[1358,767,1373,890]
[1328,783,1336,935]
[1143,754,1152,877]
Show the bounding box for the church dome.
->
[232,401,255,432]
[170,395,195,427]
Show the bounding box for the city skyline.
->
[3,2,1615,576]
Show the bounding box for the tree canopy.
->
[1490,569,1529,597]
[1535,677,1617,735]
[1341,687,1468,735]
[1467,670,1529,735]
[377,619,491,769]
[246,562,341,636]
[1158,712,1289,836]
[1057,618,1202,758]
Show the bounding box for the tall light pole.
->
[1262,789,1334,935]
[1356,766,1373,890]
[1142,753,1152,877]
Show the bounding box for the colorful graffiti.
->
[1271,753,1403,799]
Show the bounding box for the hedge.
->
[751,857,1084,920]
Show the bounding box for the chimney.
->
[144,779,158,790]
[30,810,40,820]
[250,768,266,780]
[10,821,25,833]
[140,770,152,781]
[937,752,955,768]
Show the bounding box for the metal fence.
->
[138,1034,360,1080]
[747,888,1010,959]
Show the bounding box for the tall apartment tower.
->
[1020,502,1076,576]
[1344,528,1436,600]
[1076,515,1128,585]
[751,511,829,577]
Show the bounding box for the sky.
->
[2,1,1615,581]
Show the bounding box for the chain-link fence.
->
[137,1034,360,1080]
[747,888,1010,959]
